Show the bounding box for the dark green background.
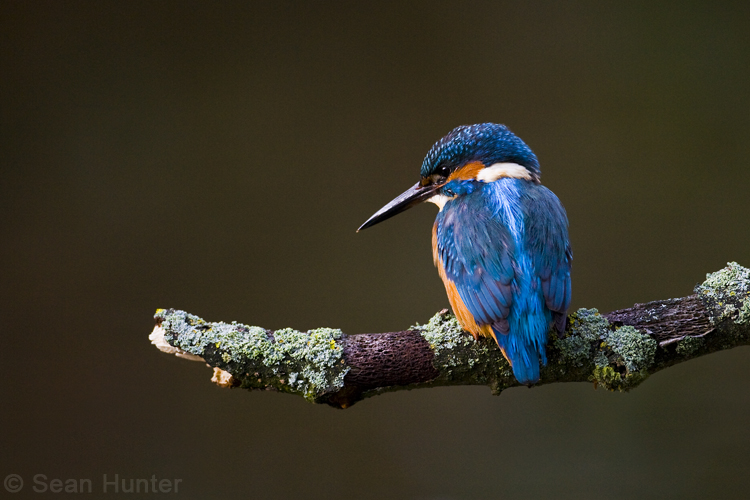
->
[3,2,750,498]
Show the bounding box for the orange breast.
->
[432,222,494,341]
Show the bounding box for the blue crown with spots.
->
[420,123,541,178]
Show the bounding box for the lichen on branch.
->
[695,261,750,324]
[152,310,349,402]
[150,262,750,408]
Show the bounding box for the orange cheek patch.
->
[447,161,485,181]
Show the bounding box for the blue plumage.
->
[422,123,541,179]
[359,123,571,385]
[435,178,570,383]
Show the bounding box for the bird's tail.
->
[492,310,550,385]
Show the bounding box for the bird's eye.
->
[429,167,452,185]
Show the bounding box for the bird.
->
[357,123,572,385]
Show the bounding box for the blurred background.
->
[2,1,750,498]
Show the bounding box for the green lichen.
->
[591,325,656,391]
[591,366,622,389]
[413,311,510,388]
[594,351,609,368]
[272,327,347,399]
[157,309,349,402]
[415,312,472,366]
[555,308,609,367]
[551,308,656,391]
[695,262,750,324]
[602,325,657,373]
[676,336,705,357]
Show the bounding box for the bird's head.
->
[358,123,540,231]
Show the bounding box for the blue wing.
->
[435,189,517,335]
[522,184,572,334]
[435,181,571,335]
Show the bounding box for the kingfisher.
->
[358,123,572,384]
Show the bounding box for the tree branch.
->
[149,262,750,408]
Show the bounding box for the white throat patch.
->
[476,162,533,182]
[426,194,454,211]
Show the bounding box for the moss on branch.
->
[150,262,750,408]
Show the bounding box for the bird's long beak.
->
[357,181,441,232]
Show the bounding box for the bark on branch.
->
[149,262,750,408]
